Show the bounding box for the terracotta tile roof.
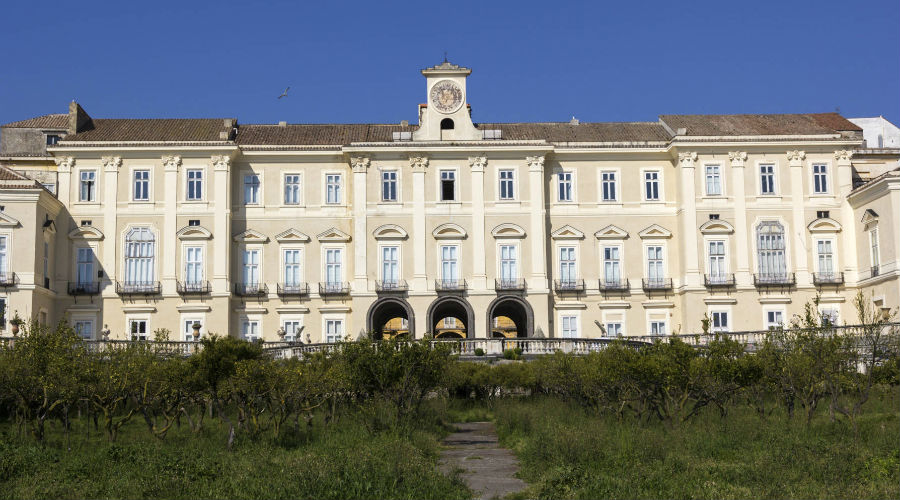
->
[236,123,418,145]
[62,118,236,142]
[2,114,68,129]
[0,165,43,189]
[476,122,670,143]
[659,113,861,136]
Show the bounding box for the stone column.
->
[410,155,429,291]
[729,152,751,286]
[834,150,858,283]
[350,156,370,292]
[101,156,122,297]
[787,151,810,286]
[469,155,487,290]
[211,155,232,296]
[678,152,701,288]
[162,155,181,295]
[526,155,547,291]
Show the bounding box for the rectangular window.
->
[185,246,203,284]
[74,320,94,340]
[820,308,839,326]
[644,171,660,200]
[605,322,623,337]
[499,169,515,200]
[558,172,573,202]
[440,245,459,282]
[440,170,456,201]
[186,169,203,201]
[650,321,666,336]
[765,310,784,330]
[282,320,301,342]
[813,164,828,194]
[757,223,787,277]
[559,247,576,284]
[711,311,729,333]
[0,236,8,277]
[708,241,726,279]
[129,319,149,341]
[41,183,56,195]
[870,228,880,274]
[601,171,617,201]
[79,170,96,202]
[705,165,721,195]
[381,171,397,202]
[816,240,834,277]
[603,246,621,285]
[760,164,776,194]
[325,249,342,285]
[76,247,94,286]
[283,249,301,286]
[499,245,517,282]
[241,320,260,342]
[561,316,578,338]
[284,174,301,205]
[325,174,342,204]
[46,134,61,146]
[244,174,260,205]
[133,170,149,201]
[243,249,260,285]
[183,319,202,341]
[125,228,154,286]
[43,242,49,288]
[325,319,343,343]
[0,297,5,326]
[381,246,399,284]
[647,246,664,281]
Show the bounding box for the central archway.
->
[426,296,476,339]
[366,297,415,340]
[486,296,534,338]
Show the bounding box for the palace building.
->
[0,61,898,342]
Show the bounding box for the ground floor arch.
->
[366,297,415,340]
[426,296,476,339]
[487,296,534,338]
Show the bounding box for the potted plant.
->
[9,312,23,336]
[192,322,202,341]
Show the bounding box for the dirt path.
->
[439,421,528,500]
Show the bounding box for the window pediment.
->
[176,225,212,240]
[373,224,408,240]
[699,220,735,235]
[232,229,269,243]
[433,223,467,240]
[0,212,20,228]
[68,225,104,241]
[550,224,585,240]
[317,227,351,242]
[276,228,310,243]
[860,208,878,228]
[807,218,842,233]
[594,225,628,240]
[491,223,526,239]
[638,224,672,239]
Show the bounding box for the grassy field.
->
[487,389,900,500]
[0,405,470,500]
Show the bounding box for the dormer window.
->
[45,134,61,146]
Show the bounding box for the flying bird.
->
[278,87,290,99]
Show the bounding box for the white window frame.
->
[283,172,303,206]
[709,309,730,333]
[648,319,668,336]
[814,238,836,277]
[240,318,262,342]
[75,245,96,286]
[123,226,156,286]
[243,172,261,205]
[380,169,399,203]
[604,322,623,338]
[281,246,304,287]
[560,313,580,339]
[497,168,517,201]
[73,318,95,340]
[759,163,777,195]
[281,316,304,342]
[756,220,788,277]
[557,245,578,285]
[181,315,204,341]
[557,170,574,203]
[438,168,458,202]
[127,316,150,341]
[183,244,205,285]
[497,243,519,283]
[642,169,662,202]
[600,170,618,202]
[78,169,98,202]
[322,246,345,285]
[764,308,785,330]
[242,246,262,286]
[0,233,10,279]
[185,167,205,201]
[323,317,345,343]
[379,245,401,284]
[131,168,151,202]
[644,243,666,282]
[704,164,723,196]
[324,172,343,205]
[869,228,880,272]
[438,244,460,283]
[817,306,840,326]
[812,163,830,194]
[601,244,623,286]
[706,239,728,280]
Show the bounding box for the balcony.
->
[376,280,409,294]
[753,273,796,288]
[67,281,100,296]
[319,281,350,296]
[704,274,736,288]
[599,278,630,292]
[177,281,211,295]
[234,282,268,297]
[495,278,526,293]
[554,279,585,294]
[116,281,161,295]
[277,282,310,297]
[435,279,467,293]
[642,278,673,292]
[0,272,19,288]
[813,272,844,286]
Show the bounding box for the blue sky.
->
[1,0,897,126]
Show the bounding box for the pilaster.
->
[101,156,122,297]
[526,155,547,290]
[410,155,429,291]
[834,150,858,283]
[469,155,487,290]
[677,152,702,288]
[162,155,181,295]
[53,156,74,206]
[787,151,811,285]
[729,152,751,286]
[211,155,232,295]
[350,156,370,292]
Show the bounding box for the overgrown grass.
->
[0,405,470,500]
[492,388,900,499]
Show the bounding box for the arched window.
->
[757,221,786,277]
[125,227,155,286]
[440,118,454,130]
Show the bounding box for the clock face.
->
[429,80,464,114]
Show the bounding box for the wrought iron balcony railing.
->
[116,281,161,295]
[642,278,673,291]
[376,279,409,293]
[599,278,629,291]
[554,279,585,293]
[319,281,350,295]
[177,281,211,294]
[435,279,467,293]
[277,282,310,296]
[753,273,796,287]
[704,274,736,288]
[68,281,100,296]
[494,278,526,292]
[0,272,19,288]
[813,272,844,286]
[234,282,268,297]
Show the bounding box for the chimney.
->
[278,121,287,127]
[400,120,409,127]
[68,101,93,134]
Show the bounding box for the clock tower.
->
[413,60,481,141]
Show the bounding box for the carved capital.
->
[350,156,371,173]
[53,156,75,172]
[834,150,853,163]
[786,150,806,166]
[468,156,487,172]
[728,151,748,167]
[101,156,122,172]
[677,151,698,167]
[162,155,182,171]
[210,155,231,171]
[525,155,545,172]
[409,155,429,172]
